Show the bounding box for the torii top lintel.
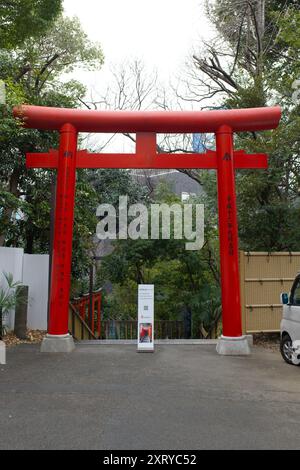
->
[13,105,281,134]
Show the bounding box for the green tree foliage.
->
[0,13,104,278]
[0,271,22,337]
[99,184,221,337]
[197,1,300,251]
[0,0,63,49]
[87,169,147,206]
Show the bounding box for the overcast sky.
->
[63,0,214,83]
[62,0,215,150]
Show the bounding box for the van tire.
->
[280,334,295,365]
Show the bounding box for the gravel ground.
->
[2,330,282,351]
[253,333,281,352]
[2,330,46,348]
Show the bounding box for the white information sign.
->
[137,284,154,352]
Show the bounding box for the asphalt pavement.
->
[0,342,299,450]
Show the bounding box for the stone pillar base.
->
[0,340,6,364]
[41,334,75,353]
[216,335,251,356]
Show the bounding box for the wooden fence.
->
[239,251,300,333]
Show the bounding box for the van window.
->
[291,278,300,306]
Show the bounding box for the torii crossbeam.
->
[14,105,281,354]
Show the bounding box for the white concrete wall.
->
[23,254,49,330]
[0,247,24,329]
[0,248,49,331]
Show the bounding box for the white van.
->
[280,273,300,365]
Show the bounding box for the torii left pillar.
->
[41,123,77,352]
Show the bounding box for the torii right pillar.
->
[216,125,249,355]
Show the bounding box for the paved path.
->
[0,343,300,449]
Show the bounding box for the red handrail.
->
[70,291,102,338]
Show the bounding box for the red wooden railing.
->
[70,289,102,338]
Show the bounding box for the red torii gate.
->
[14,105,281,354]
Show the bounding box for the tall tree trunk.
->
[0,170,20,246]
[25,228,34,254]
[255,0,265,76]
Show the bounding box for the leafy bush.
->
[0,272,22,338]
